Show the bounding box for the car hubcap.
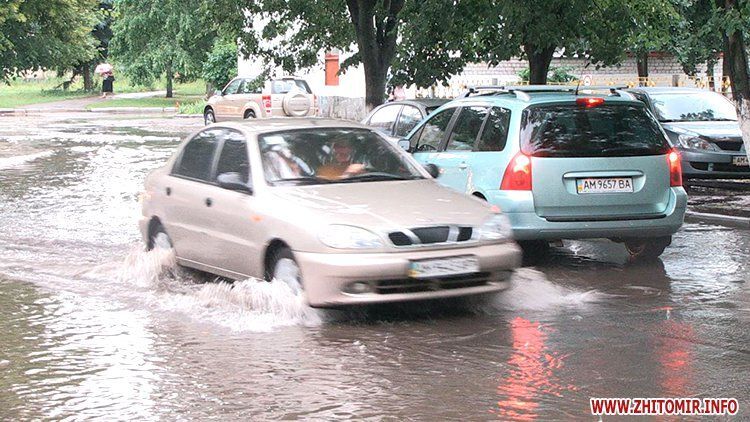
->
[274,258,302,295]
[205,113,214,124]
[153,232,172,249]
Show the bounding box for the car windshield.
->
[521,103,671,157]
[258,128,424,185]
[649,92,737,122]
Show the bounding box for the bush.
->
[202,41,238,91]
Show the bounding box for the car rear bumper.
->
[293,243,521,307]
[681,150,750,179]
[487,188,687,241]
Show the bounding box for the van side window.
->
[412,108,456,152]
[173,130,221,181]
[446,106,488,151]
[477,107,511,151]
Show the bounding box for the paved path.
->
[15,90,169,111]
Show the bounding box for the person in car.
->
[316,141,366,179]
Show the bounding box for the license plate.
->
[732,155,749,166]
[576,177,633,194]
[408,255,480,279]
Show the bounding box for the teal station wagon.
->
[400,86,688,261]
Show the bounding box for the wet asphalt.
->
[0,113,748,420]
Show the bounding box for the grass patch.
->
[0,76,208,108]
[87,96,204,109]
[179,100,206,115]
[0,78,93,108]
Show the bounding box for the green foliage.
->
[517,66,577,83]
[0,0,98,81]
[202,41,238,90]
[109,0,216,93]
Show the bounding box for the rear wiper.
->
[339,172,418,183]
[271,176,333,185]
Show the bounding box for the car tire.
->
[624,236,671,261]
[243,109,256,119]
[147,222,173,251]
[204,108,216,125]
[267,247,304,295]
[518,240,550,265]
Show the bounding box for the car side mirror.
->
[423,163,440,178]
[397,138,411,152]
[217,172,252,193]
[213,90,223,97]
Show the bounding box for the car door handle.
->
[205,198,212,207]
[166,187,171,196]
[458,162,468,169]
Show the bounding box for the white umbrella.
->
[94,63,113,76]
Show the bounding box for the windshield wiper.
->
[270,176,333,186]
[338,172,420,183]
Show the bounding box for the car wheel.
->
[268,247,303,295]
[243,110,256,119]
[624,236,671,261]
[147,223,173,251]
[204,108,216,125]
[518,240,550,265]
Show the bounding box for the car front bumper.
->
[680,149,750,179]
[293,243,521,307]
[486,188,687,241]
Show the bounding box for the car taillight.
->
[576,97,605,107]
[500,152,532,190]
[262,95,272,115]
[668,149,682,187]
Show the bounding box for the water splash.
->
[494,268,605,311]
[0,150,54,169]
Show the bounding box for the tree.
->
[215,0,481,110]
[202,40,238,93]
[109,0,216,97]
[0,0,98,82]
[74,1,115,91]
[717,0,750,160]
[473,0,678,85]
[626,0,679,81]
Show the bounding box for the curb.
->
[685,210,750,229]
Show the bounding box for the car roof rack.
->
[459,85,631,101]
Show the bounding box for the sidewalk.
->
[0,91,179,115]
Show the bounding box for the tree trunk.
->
[636,51,649,86]
[166,59,173,98]
[723,0,750,161]
[524,44,555,85]
[346,0,405,111]
[82,63,93,91]
[722,37,731,94]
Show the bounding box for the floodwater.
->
[1,114,749,420]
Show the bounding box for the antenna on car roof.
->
[574,61,591,96]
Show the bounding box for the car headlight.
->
[319,225,383,249]
[477,214,513,242]
[677,134,718,151]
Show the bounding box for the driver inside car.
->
[316,141,366,180]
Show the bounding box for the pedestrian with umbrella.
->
[95,63,115,98]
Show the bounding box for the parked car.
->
[627,87,749,180]
[362,99,449,141]
[398,86,688,260]
[139,119,521,307]
[204,77,317,125]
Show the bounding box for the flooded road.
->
[1,114,749,420]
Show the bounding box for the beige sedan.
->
[139,119,521,307]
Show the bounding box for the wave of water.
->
[0,150,54,169]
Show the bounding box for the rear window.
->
[521,104,670,157]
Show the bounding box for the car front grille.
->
[372,272,492,294]
[713,139,744,151]
[388,226,474,246]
